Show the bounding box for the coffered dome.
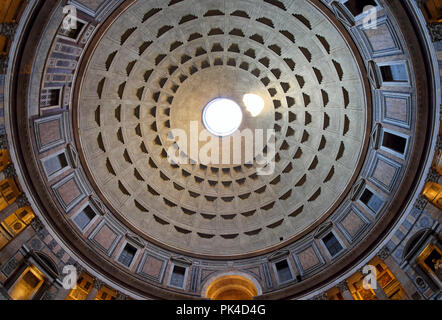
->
[76,0,368,257]
[2,0,440,301]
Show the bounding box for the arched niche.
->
[202,271,262,300]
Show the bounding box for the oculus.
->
[202,98,243,137]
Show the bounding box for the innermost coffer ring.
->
[202,98,243,137]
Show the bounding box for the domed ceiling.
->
[6,0,439,300]
[76,0,368,257]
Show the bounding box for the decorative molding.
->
[267,249,290,262]
[370,123,382,149]
[66,143,79,169]
[89,194,106,215]
[368,61,381,90]
[263,262,273,289]
[55,248,65,259]
[188,265,199,292]
[51,172,88,212]
[415,276,428,290]
[292,239,326,276]
[67,0,98,17]
[357,16,403,58]
[0,56,8,74]
[1,257,18,276]
[33,112,70,154]
[334,203,370,244]
[126,232,145,248]
[428,23,442,42]
[377,246,391,260]
[74,262,85,275]
[94,0,126,22]
[47,239,57,250]
[311,292,327,300]
[16,193,30,208]
[436,136,442,150]
[92,278,104,290]
[0,134,8,149]
[2,163,16,178]
[0,23,17,39]
[414,195,428,210]
[30,216,44,232]
[243,266,263,282]
[350,179,365,200]
[367,153,403,193]
[171,255,193,266]
[313,221,333,239]
[426,168,440,183]
[116,292,127,300]
[336,280,350,293]
[330,1,355,28]
[135,251,167,283]
[87,219,123,256]
[378,91,412,129]
[30,238,42,250]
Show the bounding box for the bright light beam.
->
[243,94,265,117]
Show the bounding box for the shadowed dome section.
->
[206,275,258,300]
[76,0,369,257]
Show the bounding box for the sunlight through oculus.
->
[243,94,265,117]
[202,98,243,137]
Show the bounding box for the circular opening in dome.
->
[202,98,243,137]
